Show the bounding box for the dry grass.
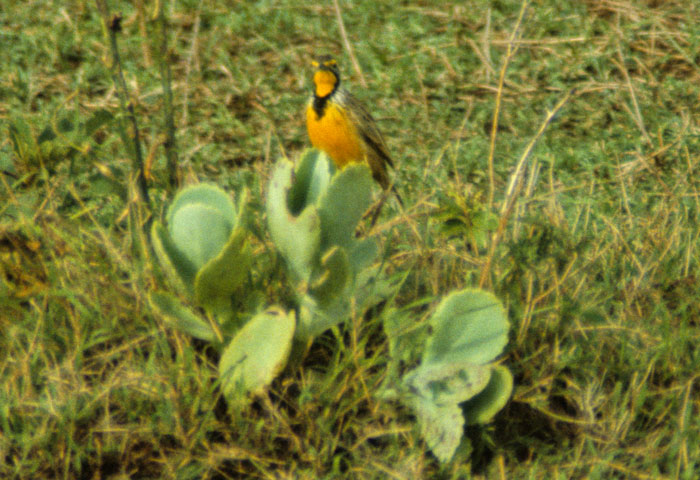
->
[1,0,699,478]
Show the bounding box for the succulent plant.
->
[149,184,298,406]
[383,289,513,463]
[266,150,387,341]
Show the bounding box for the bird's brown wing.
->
[341,90,394,189]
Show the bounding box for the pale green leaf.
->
[295,293,351,341]
[424,289,508,366]
[287,149,333,213]
[317,163,373,251]
[266,159,321,282]
[169,204,232,271]
[409,396,464,463]
[347,237,378,273]
[195,226,251,312]
[149,291,216,342]
[219,308,296,402]
[151,220,197,294]
[167,183,237,227]
[403,361,492,406]
[463,365,513,425]
[309,246,350,306]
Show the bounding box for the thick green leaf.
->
[424,289,508,366]
[295,293,350,341]
[317,163,373,251]
[286,150,316,213]
[306,151,334,206]
[309,246,350,306]
[408,396,464,464]
[169,204,232,271]
[195,225,251,312]
[266,159,321,282]
[151,220,198,293]
[402,361,492,406]
[463,364,513,425]
[149,291,216,342]
[347,237,378,273]
[219,308,296,403]
[286,149,333,214]
[167,183,237,227]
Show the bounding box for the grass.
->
[1,0,699,478]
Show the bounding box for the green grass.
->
[2,0,699,478]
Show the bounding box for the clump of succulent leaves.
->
[148,151,513,463]
[266,149,391,342]
[149,183,294,407]
[382,289,513,462]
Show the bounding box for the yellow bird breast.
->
[306,102,365,169]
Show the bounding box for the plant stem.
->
[95,0,151,206]
[156,0,180,190]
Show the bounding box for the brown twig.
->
[479,88,576,288]
[332,0,367,88]
[486,0,529,208]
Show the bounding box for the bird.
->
[305,55,401,205]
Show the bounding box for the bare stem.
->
[486,0,529,208]
[95,0,151,206]
[155,0,180,189]
[479,88,575,288]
